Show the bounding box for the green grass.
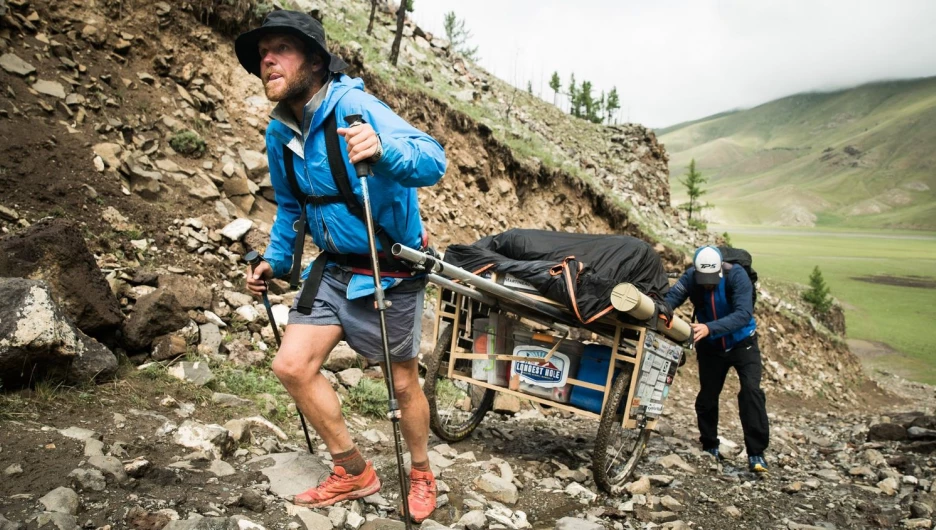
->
[725,226,936,382]
[343,377,388,419]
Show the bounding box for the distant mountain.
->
[659,77,936,229]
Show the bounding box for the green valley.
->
[661,77,936,230]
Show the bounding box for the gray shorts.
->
[288,270,425,363]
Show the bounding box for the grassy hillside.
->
[661,77,936,230]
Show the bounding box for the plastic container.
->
[471,315,510,386]
[509,330,583,403]
[570,344,624,414]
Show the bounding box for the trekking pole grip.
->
[344,114,370,178]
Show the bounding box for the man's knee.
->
[391,362,422,402]
[272,349,312,386]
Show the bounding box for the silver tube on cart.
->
[393,244,579,327]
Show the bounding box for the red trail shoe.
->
[294,462,381,509]
[407,468,437,523]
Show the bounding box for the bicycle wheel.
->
[423,324,495,442]
[593,364,651,494]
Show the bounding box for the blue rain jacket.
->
[664,264,757,351]
[262,75,446,299]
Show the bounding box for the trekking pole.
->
[345,114,414,529]
[243,251,315,454]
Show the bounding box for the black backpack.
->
[718,246,758,307]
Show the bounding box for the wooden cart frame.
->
[433,286,659,430]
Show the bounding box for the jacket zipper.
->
[710,290,726,350]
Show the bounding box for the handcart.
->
[392,244,691,494]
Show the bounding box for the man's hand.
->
[691,323,710,343]
[246,261,273,295]
[336,123,380,164]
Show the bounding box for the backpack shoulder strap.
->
[323,111,405,268]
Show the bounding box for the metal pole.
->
[345,115,413,529]
[244,251,315,454]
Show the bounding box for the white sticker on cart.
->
[647,403,664,416]
[510,347,571,388]
[502,274,537,291]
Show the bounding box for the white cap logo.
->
[693,246,723,285]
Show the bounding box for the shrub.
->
[169,130,206,158]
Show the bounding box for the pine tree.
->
[679,159,712,223]
[567,74,577,116]
[389,0,414,66]
[577,80,595,121]
[366,0,377,35]
[527,80,533,95]
[803,266,833,315]
[605,87,620,124]
[443,11,478,60]
[549,71,561,106]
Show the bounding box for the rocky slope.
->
[0,0,924,529]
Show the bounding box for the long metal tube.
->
[346,116,413,530]
[393,244,580,327]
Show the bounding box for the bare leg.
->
[386,358,430,465]
[271,324,354,454]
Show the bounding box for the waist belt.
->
[295,251,414,315]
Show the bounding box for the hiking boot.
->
[294,463,381,508]
[748,455,769,474]
[703,447,725,462]
[407,468,437,523]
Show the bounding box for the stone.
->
[224,176,252,197]
[212,392,252,407]
[222,218,254,241]
[338,368,364,388]
[455,510,487,530]
[0,205,19,221]
[173,420,235,458]
[901,520,933,530]
[208,459,236,477]
[92,142,123,169]
[868,423,908,441]
[345,512,364,530]
[294,507,333,530]
[58,426,100,441]
[625,476,651,495]
[908,426,936,440]
[239,149,268,179]
[159,275,213,310]
[151,333,188,361]
[493,393,521,414]
[128,165,162,200]
[88,455,129,483]
[67,468,106,491]
[248,452,330,499]
[783,481,803,493]
[0,53,35,76]
[168,361,214,386]
[0,218,123,335]
[195,322,222,352]
[0,278,117,386]
[123,289,188,350]
[39,486,79,515]
[224,290,255,308]
[646,475,675,486]
[565,482,597,502]
[228,343,265,367]
[555,517,603,530]
[328,507,348,528]
[724,505,741,517]
[323,343,358,372]
[33,79,67,99]
[656,453,696,473]
[475,472,519,504]
[877,477,899,495]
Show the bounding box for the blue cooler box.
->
[570,344,624,414]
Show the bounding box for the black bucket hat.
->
[235,10,348,78]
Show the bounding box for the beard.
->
[264,63,318,103]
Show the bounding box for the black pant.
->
[695,334,770,456]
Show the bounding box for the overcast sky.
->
[411,0,936,128]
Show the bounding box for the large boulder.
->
[123,289,188,350]
[0,219,122,336]
[0,278,117,386]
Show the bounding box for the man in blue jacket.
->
[664,246,770,474]
[236,11,446,521]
